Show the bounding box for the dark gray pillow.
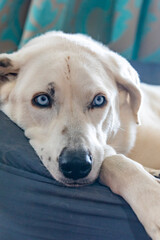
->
[0,111,150,240]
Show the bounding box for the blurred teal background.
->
[0,0,160,62]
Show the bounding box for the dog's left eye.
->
[91,95,107,108]
[32,94,51,108]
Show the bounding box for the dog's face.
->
[0,32,141,186]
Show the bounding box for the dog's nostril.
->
[60,161,72,174]
[59,148,92,180]
[79,163,91,175]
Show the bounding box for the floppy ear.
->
[0,53,19,104]
[105,51,142,125]
[0,54,19,83]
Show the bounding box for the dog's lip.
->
[59,178,94,187]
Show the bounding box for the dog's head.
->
[0,32,141,186]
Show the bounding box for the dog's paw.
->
[144,167,160,179]
[143,211,160,240]
[147,226,160,240]
[156,178,160,184]
[99,155,160,240]
[136,183,160,240]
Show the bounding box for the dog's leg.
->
[99,154,160,240]
[144,167,160,180]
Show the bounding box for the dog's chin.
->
[58,178,95,187]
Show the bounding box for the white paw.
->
[137,182,160,240]
[145,167,160,179]
[145,220,160,240]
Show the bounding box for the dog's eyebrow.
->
[47,82,55,97]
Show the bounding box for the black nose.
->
[59,148,92,180]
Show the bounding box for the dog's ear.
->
[0,54,19,84]
[0,54,19,103]
[105,51,141,125]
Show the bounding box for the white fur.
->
[0,31,160,239]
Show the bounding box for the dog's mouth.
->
[59,177,95,187]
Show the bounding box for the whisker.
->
[118,127,126,132]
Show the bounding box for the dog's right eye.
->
[32,93,52,108]
[90,94,107,109]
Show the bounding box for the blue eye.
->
[92,95,106,108]
[32,94,51,108]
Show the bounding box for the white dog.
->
[0,31,160,239]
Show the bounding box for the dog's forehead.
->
[16,37,116,97]
[31,58,112,100]
[20,34,105,75]
[24,48,108,81]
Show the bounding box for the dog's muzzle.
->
[59,148,92,180]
